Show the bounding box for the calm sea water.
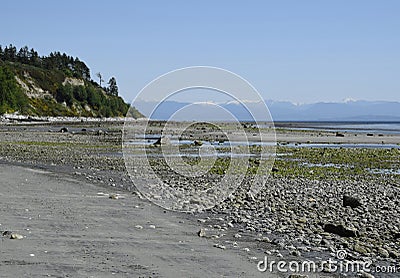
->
[282,122,400,135]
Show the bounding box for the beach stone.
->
[323,223,357,237]
[354,243,369,255]
[213,243,226,250]
[389,250,400,259]
[320,238,332,247]
[153,137,170,146]
[256,237,271,243]
[343,195,362,208]
[198,228,207,237]
[193,140,203,146]
[291,250,301,256]
[288,275,308,278]
[109,193,118,199]
[297,217,307,224]
[377,247,389,258]
[359,271,375,278]
[59,127,69,133]
[271,167,279,173]
[10,233,23,240]
[2,231,12,237]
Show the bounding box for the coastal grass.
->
[273,146,400,181]
[1,132,399,182]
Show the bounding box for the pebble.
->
[108,193,118,199]
[377,247,389,258]
[198,229,207,237]
[10,233,24,240]
[354,243,369,255]
[213,243,226,250]
[256,237,271,242]
[359,271,375,278]
[290,250,301,257]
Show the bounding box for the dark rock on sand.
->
[153,137,170,146]
[343,195,362,208]
[323,223,358,237]
[193,140,203,146]
[59,127,69,133]
[1,231,23,239]
[272,167,279,173]
[2,230,12,236]
[198,228,207,237]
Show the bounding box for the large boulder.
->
[323,223,358,237]
[343,195,362,208]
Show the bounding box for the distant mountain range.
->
[135,99,400,122]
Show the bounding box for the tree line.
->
[0,44,118,96]
[55,82,127,117]
[0,44,90,81]
[0,44,128,116]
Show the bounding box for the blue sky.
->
[1,0,399,104]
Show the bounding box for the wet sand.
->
[0,163,272,277]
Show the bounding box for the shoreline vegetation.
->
[0,44,143,118]
[0,121,399,276]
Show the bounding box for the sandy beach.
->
[0,162,274,277]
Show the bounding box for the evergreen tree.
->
[29,48,40,66]
[107,77,118,96]
[17,46,29,63]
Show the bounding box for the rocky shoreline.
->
[0,122,399,277]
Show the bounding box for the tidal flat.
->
[0,121,399,277]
